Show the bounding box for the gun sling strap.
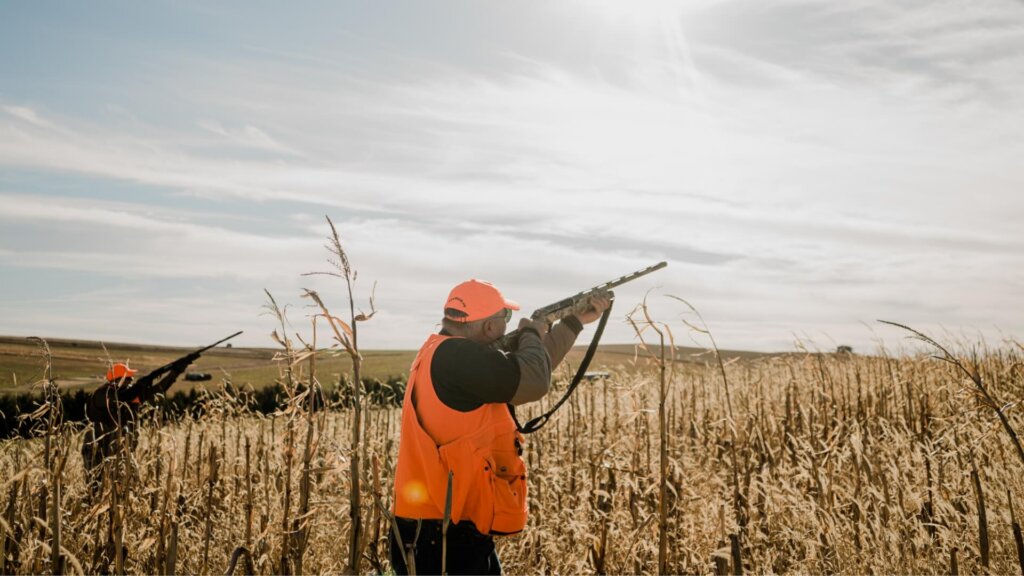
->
[509,300,613,434]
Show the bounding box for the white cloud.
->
[0,193,320,280]
[1,0,1021,350]
[3,105,55,128]
[197,119,298,154]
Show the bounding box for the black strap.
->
[509,301,613,434]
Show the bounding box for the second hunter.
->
[82,331,242,489]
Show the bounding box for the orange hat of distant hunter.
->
[444,279,519,323]
[106,362,138,382]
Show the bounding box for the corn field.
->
[2,333,1024,574]
[4,222,1023,575]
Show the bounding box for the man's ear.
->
[483,318,501,340]
[480,318,494,337]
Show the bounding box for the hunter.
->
[390,279,610,574]
[82,357,194,488]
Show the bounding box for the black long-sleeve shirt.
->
[430,316,583,411]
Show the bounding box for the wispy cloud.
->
[3,105,55,128]
[1,0,1021,351]
[0,193,322,279]
[196,119,299,154]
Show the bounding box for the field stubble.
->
[2,338,1024,574]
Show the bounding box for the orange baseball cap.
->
[106,362,138,382]
[444,279,519,323]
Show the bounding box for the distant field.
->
[0,335,772,394]
[0,336,415,395]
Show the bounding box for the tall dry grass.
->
[2,332,1023,574]
[3,220,1023,574]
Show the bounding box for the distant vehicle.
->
[583,371,610,381]
[184,372,212,382]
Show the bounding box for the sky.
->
[1,0,1022,354]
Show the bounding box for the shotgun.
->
[494,262,667,352]
[121,330,243,403]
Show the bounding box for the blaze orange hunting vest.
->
[393,334,528,535]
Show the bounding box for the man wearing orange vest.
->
[391,279,610,574]
[82,357,196,489]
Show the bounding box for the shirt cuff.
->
[560,315,583,335]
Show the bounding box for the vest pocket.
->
[487,447,527,535]
[435,419,529,535]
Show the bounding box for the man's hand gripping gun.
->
[494,262,667,352]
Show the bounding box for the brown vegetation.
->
[3,220,1022,574]
[2,327,1023,574]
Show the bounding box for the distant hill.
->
[0,335,777,394]
[0,334,439,394]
